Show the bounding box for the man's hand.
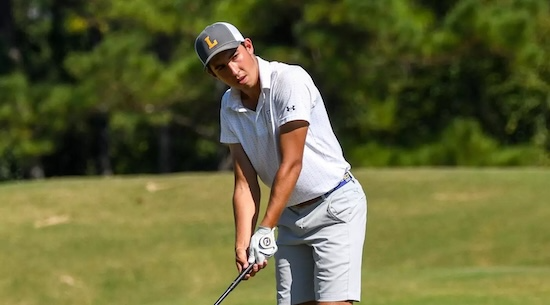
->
[248,226,278,264]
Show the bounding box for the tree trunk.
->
[90,112,113,176]
[0,0,20,71]
[158,125,172,173]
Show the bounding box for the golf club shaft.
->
[213,263,254,305]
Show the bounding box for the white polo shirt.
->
[220,57,350,206]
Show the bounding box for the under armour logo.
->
[286,106,296,112]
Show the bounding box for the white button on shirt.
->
[220,57,351,206]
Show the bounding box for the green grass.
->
[1,168,549,305]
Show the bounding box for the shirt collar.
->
[257,56,271,91]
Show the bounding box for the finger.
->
[245,265,258,280]
[235,258,248,274]
[259,260,268,269]
[235,249,249,273]
[244,263,257,279]
[247,252,255,264]
[237,262,247,274]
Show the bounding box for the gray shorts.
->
[275,177,367,305]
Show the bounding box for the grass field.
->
[1,168,549,305]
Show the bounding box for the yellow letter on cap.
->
[204,36,218,49]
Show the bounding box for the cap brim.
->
[203,41,242,68]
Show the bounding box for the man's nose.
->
[228,62,239,76]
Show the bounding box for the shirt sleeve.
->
[272,66,318,126]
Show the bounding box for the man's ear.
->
[243,38,254,55]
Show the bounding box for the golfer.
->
[195,22,368,305]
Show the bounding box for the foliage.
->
[1,0,549,179]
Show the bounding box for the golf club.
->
[213,263,254,305]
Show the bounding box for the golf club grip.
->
[213,263,254,305]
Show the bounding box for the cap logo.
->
[204,36,218,49]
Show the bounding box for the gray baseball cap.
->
[195,22,245,67]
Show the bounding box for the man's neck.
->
[240,86,261,111]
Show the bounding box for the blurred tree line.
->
[1,0,549,180]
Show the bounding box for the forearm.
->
[233,183,261,250]
[260,161,302,228]
[259,120,308,228]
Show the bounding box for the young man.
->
[195,22,368,305]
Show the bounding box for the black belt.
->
[293,172,353,208]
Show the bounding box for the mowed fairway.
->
[0,168,549,305]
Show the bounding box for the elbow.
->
[281,158,303,176]
[292,159,303,172]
